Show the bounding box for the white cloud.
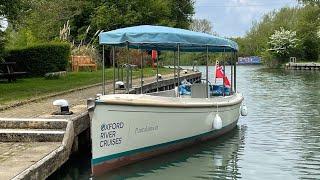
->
[225,0,265,24]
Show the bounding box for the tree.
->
[0,0,30,57]
[268,27,298,60]
[91,0,195,31]
[6,0,195,47]
[189,18,218,35]
[0,0,29,27]
[297,0,320,7]
[235,5,319,61]
[295,5,320,61]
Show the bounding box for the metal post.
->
[230,51,234,94]
[177,44,180,97]
[156,51,159,92]
[117,65,120,81]
[206,46,209,98]
[173,51,176,89]
[126,44,130,94]
[112,46,115,94]
[192,62,194,72]
[234,52,237,92]
[102,45,105,95]
[140,49,143,94]
[222,49,225,96]
[121,65,124,81]
[129,65,132,88]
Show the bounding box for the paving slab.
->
[0,142,60,180]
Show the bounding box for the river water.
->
[49,65,320,180]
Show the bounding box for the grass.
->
[0,67,173,105]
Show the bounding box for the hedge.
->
[5,43,71,77]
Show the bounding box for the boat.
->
[87,25,247,176]
[238,56,262,65]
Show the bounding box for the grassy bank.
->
[0,67,173,105]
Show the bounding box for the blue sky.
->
[194,0,299,38]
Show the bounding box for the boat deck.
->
[98,93,244,107]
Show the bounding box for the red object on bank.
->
[152,50,157,59]
[152,50,157,70]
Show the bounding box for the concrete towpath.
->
[0,70,201,180]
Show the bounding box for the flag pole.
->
[222,49,225,96]
[214,59,217,84]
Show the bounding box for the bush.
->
[261,51,282,68]
[5,43,71,77]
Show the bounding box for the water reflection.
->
[236,66,320,179]
[95,125,246,180]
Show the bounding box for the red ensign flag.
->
[216,64,224,78]
[224,76,231,86]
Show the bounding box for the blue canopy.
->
[99,25,238,52]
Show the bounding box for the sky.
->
[194,0,299,38]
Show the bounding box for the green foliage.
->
[261,51,280,68]
[4,0,195,67]
[91,0,194,31]
[235,5,320,63]
[303,36,319,60]
[0,68,173,104]
[268,27,298,60]
[0,0,30,27]
[297,0,320,7]
[4,43,71,77]
[0,0,30,60]
[295,5,320,61]
[6,0,194,48]
[189,18,217,35]
[160,51,226,66]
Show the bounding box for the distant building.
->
[238,56,262,64]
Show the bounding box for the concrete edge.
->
[12,121,75,180]
[69,111,90,136]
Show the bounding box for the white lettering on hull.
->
[135,125,159,134]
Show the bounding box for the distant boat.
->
[87,25,247,176]
[238,56,262,65]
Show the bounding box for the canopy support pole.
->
[156,50,159,92]
[173,51,176,89]
[234,51,237,92]
[230,51,234,94]
[102,45,106,95]
[177,44,180,97]
[112,46,115,94]
[206,46,209,98]
[140,49,143,94]
[126,44,130,94]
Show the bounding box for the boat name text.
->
[135,125,159,134]
[100,122,124,147]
